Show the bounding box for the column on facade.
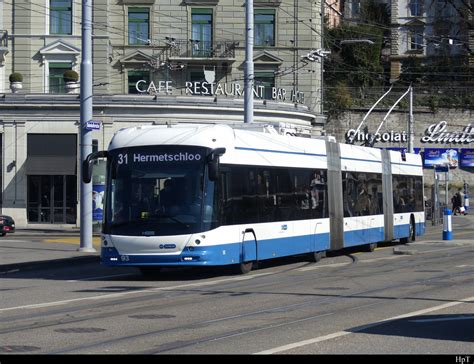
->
[2,120,27,226]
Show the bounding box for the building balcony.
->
[167,39,238,64]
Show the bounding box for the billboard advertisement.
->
[423,148,459,168]
[460,149,474,168]
[92,184,105,222]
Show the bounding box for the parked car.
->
[0,215,15,236]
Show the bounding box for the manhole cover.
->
[54,327,106,333]
[129,314,175,319]
[0,345,41,353]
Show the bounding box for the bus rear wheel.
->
[309,251,325,263]
[363,243,377,252]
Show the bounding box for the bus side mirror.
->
[207,148,226,182]
[83,150,108,183]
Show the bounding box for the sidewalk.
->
[0,229,100,273]
[1,213,473,274]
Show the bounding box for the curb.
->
[416,240,474,245]
[0,255,99,274]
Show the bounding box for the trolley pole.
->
[244,0,254,124]
[79,0,95,252]
[407,85,414,153]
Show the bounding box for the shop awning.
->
[25,155,77,175]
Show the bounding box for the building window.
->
[128,70,149,94]
[409,31,424,50]
[49,62,72,94]
[187,69,211,95]
[254,71,275,99]
[128,8,149,45]
[255,9,275,46]
[50,0,72,35]
[352,0,360,17]
[191,8,213,57]
[409,0,422,16]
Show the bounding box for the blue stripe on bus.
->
[235,146,326,158]
[393,221,425,240]
[235,147,422,169]
[390,162,423,168]
[102,232,331,267]
[343,226,385,247]
[341,157,381,164]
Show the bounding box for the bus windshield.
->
[104,145,210,236]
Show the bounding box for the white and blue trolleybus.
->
[83,123,425,274]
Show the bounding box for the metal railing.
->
[167,40,238,59]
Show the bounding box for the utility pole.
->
[320,0,324,113]
[408,85,414,153]
[79,0,95,252]
[244,0,253,124]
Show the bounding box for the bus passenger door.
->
[241,228,257,263]
[311,222,323,252]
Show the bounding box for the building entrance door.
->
[27,175,76,224]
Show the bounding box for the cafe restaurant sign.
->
[135,80,305,104]
[345,121,474,144]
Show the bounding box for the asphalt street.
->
[0,215,473,355]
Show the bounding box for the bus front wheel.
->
[233,261,253,274]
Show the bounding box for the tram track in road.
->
[2,247,472,354]
[0,246,467,328]
[51,263,474,354]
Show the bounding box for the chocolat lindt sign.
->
[421,120,474,144]
[345,121,474,144]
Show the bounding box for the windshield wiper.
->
[152,213,190,228]
[110,214,190,229]
[110,218,151,228]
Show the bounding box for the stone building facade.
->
[0,0,324,118]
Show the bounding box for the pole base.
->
[77,247,97,253]
[442,231,453,240]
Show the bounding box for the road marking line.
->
[299,255,407,271]
[255,295,474,354]
[360,256,405,263]
[0,272,272,312]
[44,237,101,246]
[419,246,465,254]
[66,273,134,282]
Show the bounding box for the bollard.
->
[443,208,453,240]
[464,193,469,213]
